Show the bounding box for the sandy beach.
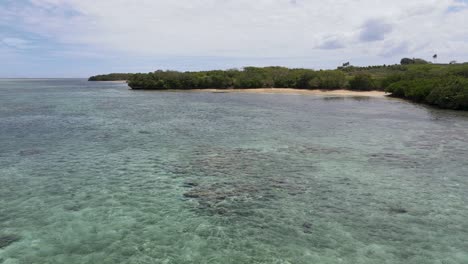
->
[180,88,389,97]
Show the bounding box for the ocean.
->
[1,79,467,264]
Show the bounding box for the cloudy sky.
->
[1,0,468,77]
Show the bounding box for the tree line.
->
[89,62,468,110]
[88,73,134,81]
[125,67,353,90]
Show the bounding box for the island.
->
[89,59,468,110]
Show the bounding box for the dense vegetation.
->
[400,58,429,65]
[88,73,134,81]
[127,67,348,90]
[89,62,468,110]
[383,64,468,110]
[348,73,376,91]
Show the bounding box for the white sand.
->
[183,88,388,97]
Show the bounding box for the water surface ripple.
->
[0,79,467,263]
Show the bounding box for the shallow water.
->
[0,79,467,264]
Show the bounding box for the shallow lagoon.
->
[0,79,467,264]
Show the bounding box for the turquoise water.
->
[0,79,467,264]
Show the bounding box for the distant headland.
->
[89,59,468,110]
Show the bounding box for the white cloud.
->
[2,0,468,69]
[2,37,31,49]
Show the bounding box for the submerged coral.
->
[0,234,21,249]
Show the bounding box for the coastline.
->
[149,88,389,97]
[95,80,128,83]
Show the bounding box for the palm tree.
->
[433,54,438,63]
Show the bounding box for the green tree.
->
[349,73,376,91]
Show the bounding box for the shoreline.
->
[138,88,389,97]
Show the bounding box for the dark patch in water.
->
[183,182,265,216]
[323,97,346,101]
[182,181,199,188]
[277,144,344,156]
[298,146,341,155]
[389,207,408,214]
[183,179,307,216]
[0,234,21,249]
[18,149,42,156]
[45,184,65,195]
[184,183,258,201]
[302,222,313,233]
[64,204,83,212]
[178,146,311,216]
[270,178,307,196]
[368,152,421,169]
[323,96,371,102]
[169,146,275,177]
[95,133,112,141]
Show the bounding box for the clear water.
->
[1,79,467,264]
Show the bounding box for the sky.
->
[1,0,468,78]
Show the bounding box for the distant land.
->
[88,73,133,81]
[89,59,468,110]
